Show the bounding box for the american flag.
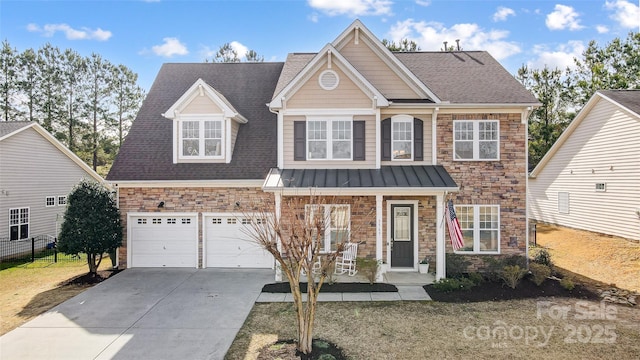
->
[446,200,465,251]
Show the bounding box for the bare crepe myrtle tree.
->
[241,194,372,355]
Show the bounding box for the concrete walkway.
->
[0,268,273,360]
[257,285,431,302]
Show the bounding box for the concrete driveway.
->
[0,268,273,360]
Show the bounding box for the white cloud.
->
[529,41,585,70]
[26,23,112,41]
[493,6,515,22]
[308,0,393,16]
[229,41,249,58]
[546,4,584,31]
[415,0,431,6]
[605,0,640,29]
[387,19,521,60]
[596,25,609,34]
[152,37,188,57]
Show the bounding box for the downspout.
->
[523,106,532,269]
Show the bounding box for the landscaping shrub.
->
[499,265,527,289]
[560,276,575,291]
[484,255,527,282]
[432,277,477,292]
[467,271,485,285]
[445,253,471,278]
[531,248,554,268]
[356,257,380,284]
[528,262,551,286]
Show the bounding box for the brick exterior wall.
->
[117,187,273,268]
[437,113,527,270]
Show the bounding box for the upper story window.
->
[454,120,499,160]
[46,196,55,207]
[392,115,413,160]
[179,118,223,159]
[307,116,352,160]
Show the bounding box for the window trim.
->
[453,204,500,254]
[453,120,500,161]
[595,183,606,192]
[57,196,67,206]
[306,116,353,161]
[45,196,56,207]
[391,115,413,161]
[305,204,351,252]
[178,116,225,160]
[9,207,29,240]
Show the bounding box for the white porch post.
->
[274,192,283,281]
[436,194,445,280]
[375,194,384,282]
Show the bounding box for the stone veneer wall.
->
[437,113,527,270]
[117,187,274,268]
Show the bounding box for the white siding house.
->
[0,122,103,241]
[529,90,640,241]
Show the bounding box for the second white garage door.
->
[204,215,273,268]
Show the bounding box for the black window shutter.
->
[353,121,365,161]
[294,121,306,161]
[381,118,391,161]
[414,118,423,161]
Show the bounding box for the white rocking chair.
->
[334,242,358,276]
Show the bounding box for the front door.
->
[390,204,414,268]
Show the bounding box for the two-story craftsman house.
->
[107,20,538,280]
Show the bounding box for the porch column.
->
[436,194,445,280]
[275,192,282,281]
[375,194,383,282]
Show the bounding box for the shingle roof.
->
[600,90,640,117]
[107,62,284,181]
[0,121,33,139]
[273,51,538,104]
[394,51,538,104]
[264,165,458,189]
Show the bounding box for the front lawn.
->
[0,256,116,335]
[226,299,640,359]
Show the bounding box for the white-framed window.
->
[57,196,67,206]
[453,120,499,160]
[306,116,352,160]
[305,204,350,252]
[558,192,569,214]
[595,183,606,192]
[45,196,55,207]
[454,205,500,254]
[9,207,29,240]
[392,115,413,160]
[179,118,223,159]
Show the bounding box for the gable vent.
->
[319,70,339,90]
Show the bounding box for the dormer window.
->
[179,117,224,159]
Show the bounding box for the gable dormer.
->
[163,78,247,164]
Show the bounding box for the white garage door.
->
[204,215,273,268]
[130,214,198,268]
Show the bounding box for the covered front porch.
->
[263,165,459,281]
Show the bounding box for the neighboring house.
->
[529,90,640,241]
[0,121,104,241]
[107,20,538,279]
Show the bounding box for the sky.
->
[1,0,639,92]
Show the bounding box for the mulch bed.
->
[262,282,397,293]
[256,339,347,360]
[59,269,122,286]
[425,277,601,303]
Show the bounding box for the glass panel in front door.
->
[394,206,411,241]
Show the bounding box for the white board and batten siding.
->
[529,97,640,240]
[0,126,101,240]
